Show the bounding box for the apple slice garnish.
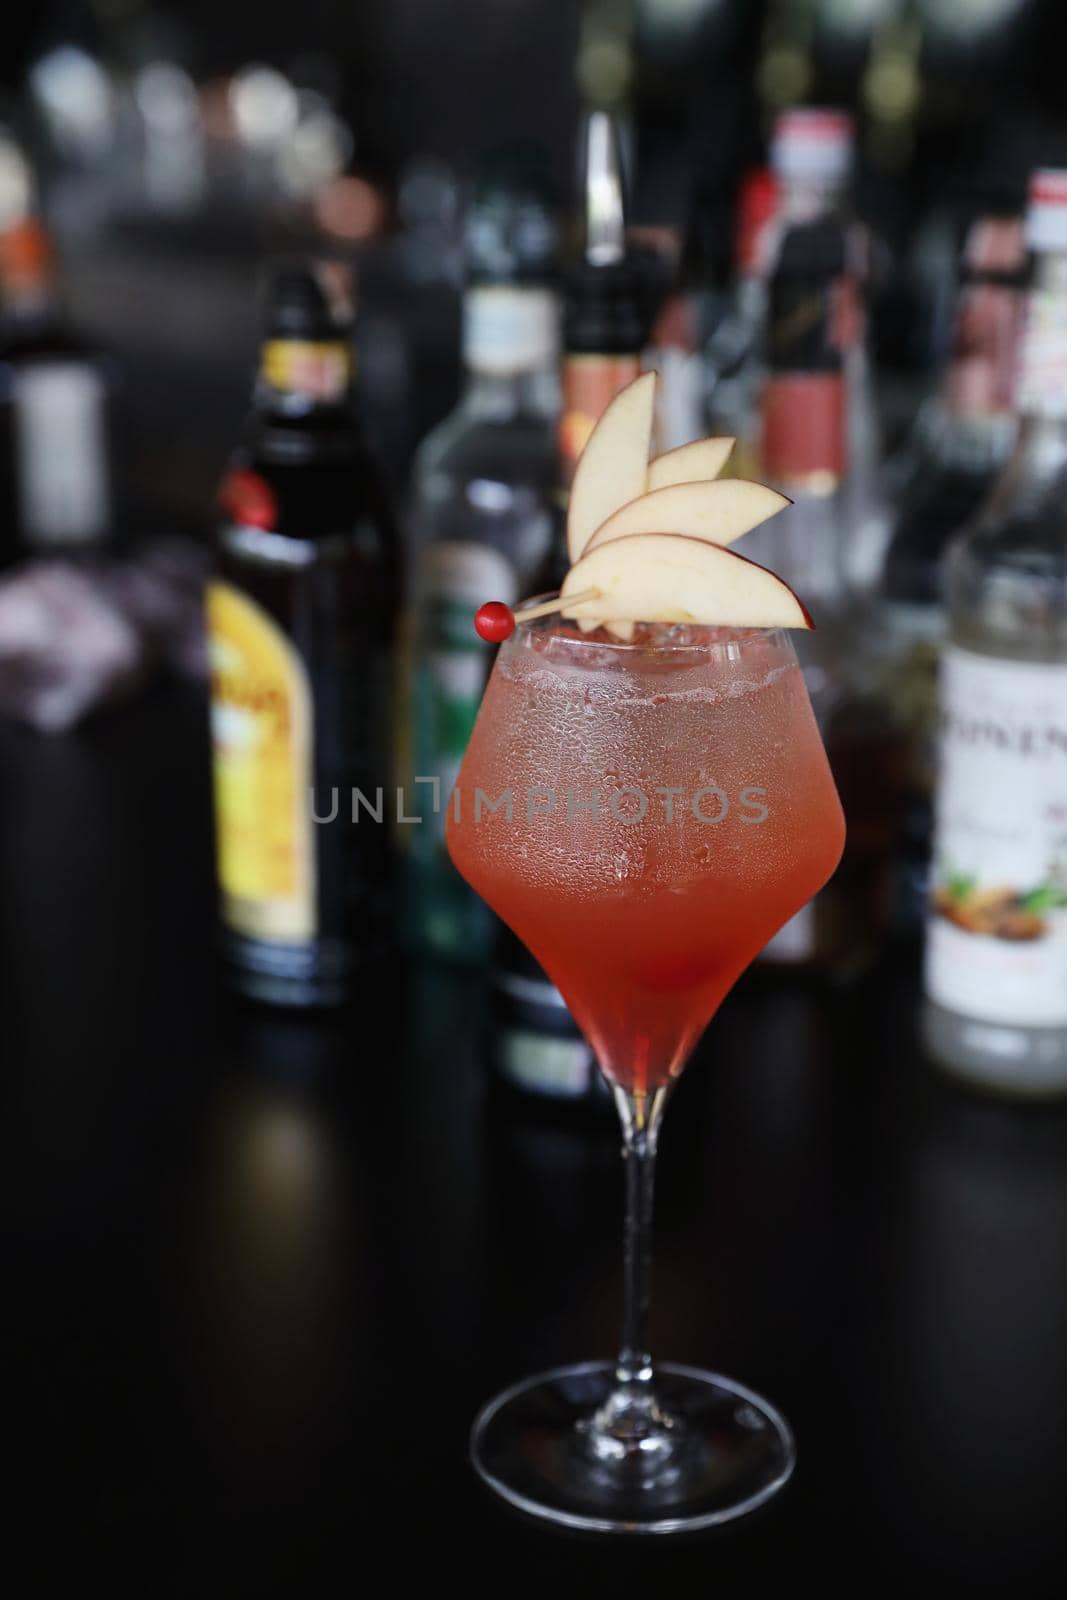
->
[577,616,635,641]
[567,372,657,563]
[560,532,814,630]
[647,436,734,492]
[583,478,790,555]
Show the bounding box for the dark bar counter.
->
[2,683,1066,1592]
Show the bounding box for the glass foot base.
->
[470,1360,795,1534]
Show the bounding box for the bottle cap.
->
[771,109,854,188]
[1025,169,1067,253]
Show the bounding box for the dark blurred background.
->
[3,0,1067,534]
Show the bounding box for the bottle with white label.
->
[923,169,1067,1096]
[0,215,114,562]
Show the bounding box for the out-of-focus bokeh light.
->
[135,63,201,137]
[759,45,811,110]
[918,0,1026,37]
[0,131,33,229]
[30,46,115,159]
[820,0,896,33]
[636,0,722,29]
[577,35,633,105]
[313,174,388,242]
[135,63,205,215]
[865,29,922,122]
[277,100,354,199]
[229,64,300,150]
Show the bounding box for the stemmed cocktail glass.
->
[447,607,845,1533]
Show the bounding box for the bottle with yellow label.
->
[208,261,399,1004]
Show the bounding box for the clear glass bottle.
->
[882,216,1024,936]
[405,154,560,961]
[923,170,1067,1096]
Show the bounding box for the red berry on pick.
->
[474,601,515,643]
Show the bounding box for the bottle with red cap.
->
[744,109,902,975]
[704,166,778,478]
[745,109,864,581]
[708,116,855,488]
[923,169,1067,1096]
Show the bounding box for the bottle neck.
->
[762,267,847,490]
[977,254,1067,512]
[1013,250,1067,425]
[558,350,642,488]
[256,336,352,415]
[906,276,1021,477]
[941,280,1020,422]
[777,174,847,227]
[462,365,557,419]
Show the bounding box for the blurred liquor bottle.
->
[881,217,1025,938]
[771,108,885,589]
[208,261,399,1006]
[750,115,904,975]
[547,114,651,564]
[492,113,650,1109]
[404,146,560,961]
[705,165,778,477]
[923,170,1067,1098]
[0,213,115,564]
[639,225,705,456]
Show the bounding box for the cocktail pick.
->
[474,590,600,642]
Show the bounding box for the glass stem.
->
[612,1083,670,1399]
[582,1082,677,1462]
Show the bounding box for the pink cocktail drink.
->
[448,618,844,1096]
